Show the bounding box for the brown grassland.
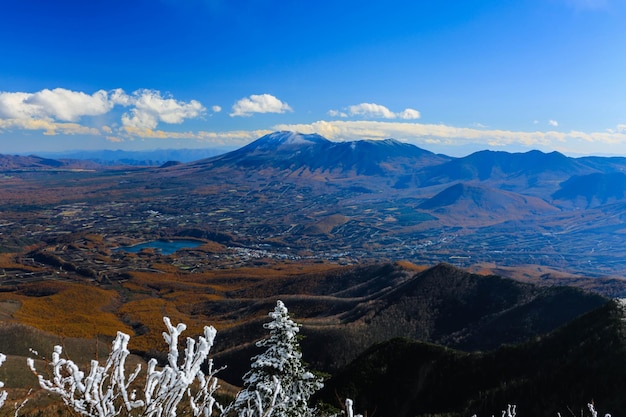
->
[0,282,133,339]
[0,257,343,353]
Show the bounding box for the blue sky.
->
[1,0,626,156]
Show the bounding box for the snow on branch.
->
[0,353,7,409]
[27,331,143,417]
[28,317,221,417]
[345,398,364,417]
[143,318,220,417]
[588,402,611,417]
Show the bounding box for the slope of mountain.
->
[578,155,626,172]
[0,154,101,170]
[417,182,559,225]
[552,172,626,207]
[419,149,596,196]
[208,263,606,381]
[320,299,626,417]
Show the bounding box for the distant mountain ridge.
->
[553,172,626,207]
[417,149,599,196]
[0,154,101,170]
[29,148,234,166]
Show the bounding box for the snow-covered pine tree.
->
[225,300,323,417]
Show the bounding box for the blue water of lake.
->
[116,239,203,255]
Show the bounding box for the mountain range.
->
[181,131,626,206]
[0,154,101,170]
[172,131,626,279]
[5,130,626,279]
[9,130,626,205]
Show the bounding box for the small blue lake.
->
[116,239,203,255]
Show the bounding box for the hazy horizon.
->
[16,132,626,160]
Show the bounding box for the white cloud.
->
[26,88,114,121]
[398,108,421,120]
[347,103,397,119]
[329,102,420,120]
[109,88,133,106]
[0,89,115,121]
[121,89,205,129]
[0,92,40,119]
[3,87,626,156]
[0,88,206,130]
[230,94,292,117]
[328,109,347,118]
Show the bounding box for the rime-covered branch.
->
[143,318,219,417]
[0,353,7,409]
[189,365,222,417]
[502,404,516,417]
[27,332,143,417]
[28,317,221,417]
[588,402,611,417]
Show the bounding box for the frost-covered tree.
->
[225,301,323,417]
[28,317,221,417]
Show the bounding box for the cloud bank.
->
[2,87,626,156]
[272,120,626,155]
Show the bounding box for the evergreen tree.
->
[226,301,323,417]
